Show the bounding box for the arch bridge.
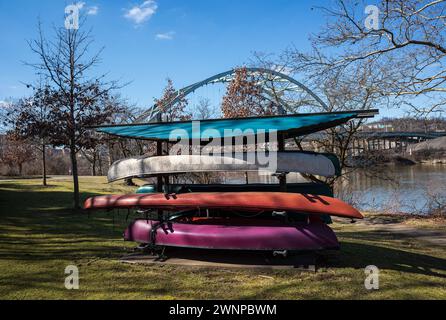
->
[136,67,329,123]
[303,131,446,154]
[352,131,446,154]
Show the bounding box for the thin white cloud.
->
[124,1,158,25]
[70,2,97,15]
[156,31,175,40]
[75,2,86,10]
[87,6,99,15]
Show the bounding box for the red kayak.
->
[84,192,363,219]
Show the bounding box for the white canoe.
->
[107,152,340,182]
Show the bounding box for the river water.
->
[224,165,446,214]
[341,165,446,214]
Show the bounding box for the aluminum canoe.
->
[107,152,340,182]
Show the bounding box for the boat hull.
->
[124,219,340,251]
[84,192,363,219]
[107,152,340,182]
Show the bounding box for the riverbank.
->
[352,150,446,166]
[359,212,446,227]
[0,177,445,299]
[418,159,446,165]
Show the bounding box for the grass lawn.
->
[0,176,445,300]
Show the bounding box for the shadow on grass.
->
[332,240,446,278]
[330,226,446,278]
[0,181,134,261]
[340,228,446,247]
[1,181,445,281]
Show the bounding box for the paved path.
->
[346,217,446,246]
[121,248,317,270]
[365,223,446,246]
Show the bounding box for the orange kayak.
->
[84,192,363,219]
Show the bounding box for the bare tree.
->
[80,95,127,176]
[221,67,279,118]
[5,85,56,186]
[26,19,123,209]
[101,80,192,186]
[311,0,446,116]
[105,103,147,166]
[193,98,218,120]
[251,49,392,187]
[155,78,191,122]
[0,134,35,176]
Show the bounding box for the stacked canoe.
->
[84,152,361,252]
[85,111,376,253]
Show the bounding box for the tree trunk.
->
[107,142,114,166]
[69,45,80,210]
[98,153,103,176]
[92,152,97,176]
[70,141,80,209]
[42,144,47,186]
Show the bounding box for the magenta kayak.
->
[124,219,340,251]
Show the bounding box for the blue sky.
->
[0,1,327,104]
[0,0,400,118]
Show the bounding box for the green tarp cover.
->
[93,111,376,141]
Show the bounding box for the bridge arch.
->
[136,67,328,123]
